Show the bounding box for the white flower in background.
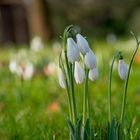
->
[58,67,66,89]
[84,50,96,69]
[17,62,34,80]
[67,38,80,64]
[89,67,98,81]
[76,34,90,55]
[74,61,85,84]
[118,59,128,80]
[30,36,44,52]
[9,59,17,74]
[9,49,34,80]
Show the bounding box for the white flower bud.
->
[84,50,96,69]
[74,62,85,84]
[58,67,66,88]
[88,67,98,81]
[76,34,90,55]
[118,59,128,80]
[67,38,80,64]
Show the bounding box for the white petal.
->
[9,59,17,73]
[118,59,128,80]
[58,67,66,88]
[23,63,34,80]
[74,62,85,84]
[16,62,34,80]
[76,34,90,55]
[67,38,80,64]
[84,50,96,69]
[89,67,98,81]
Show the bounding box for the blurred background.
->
[0,0,140,139]
[0,0,140,44]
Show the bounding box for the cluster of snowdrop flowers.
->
[58,27,140,140]
[58,33,98,88]
[77,34,98,82]
[57,26,102,140]
[9,53,34,80]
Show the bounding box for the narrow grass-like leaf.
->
[110,118,115,140]
[83,118,90,140]
[75,116,82,139]
[67,120,75,140]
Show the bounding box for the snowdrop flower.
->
[74,61,85,84]
[67,38,80,64]
[84,50,96,69]
[76,34,90,55]
[9,59,17,74]
[30,36,44,52]
[89,67,98,81]
[58,67,66,89]
[17,62,34,80]
[118,59,128,80]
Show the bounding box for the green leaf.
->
[75,116,82,139]
[67,120,75,140]
[115,122,120,140]
[110,118,115,140]
[83,118,90,140]
[109,118,120,140]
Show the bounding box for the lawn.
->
[0,38,140,139]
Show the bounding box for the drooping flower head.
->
[84,50,96,69]
[118,59,128,80]
[88,67,98,81]
[67,38,80,64]
[58,67,66,89]
[76,34,90,55]
[74,61,85,84]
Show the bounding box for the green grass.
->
[0,39,140,139]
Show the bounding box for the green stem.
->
[60,55,72,121]
[59,48,73,122]
[86,69,90,140]
[83,69,89,125]
[108,54,117,124]
[120,41,140,126]
[86,71,90,119]
[63,25,73,49]
[65,76,73,121]
[62,25,74,139]
[70,63,77,125]
[63,33,73,122]
[65,50,70,77]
